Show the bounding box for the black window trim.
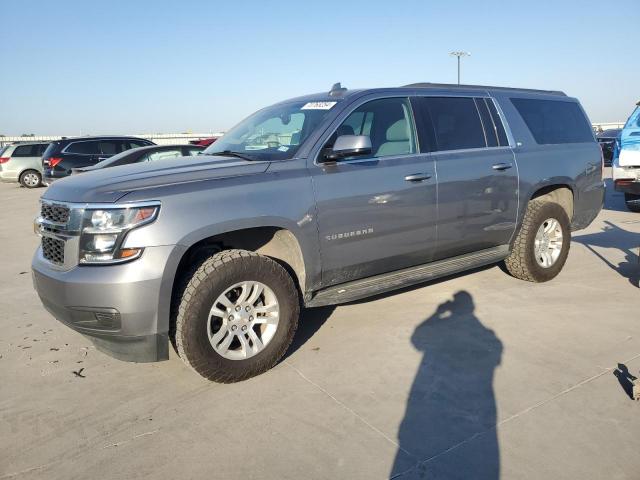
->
[411,95,512,155]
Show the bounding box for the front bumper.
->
[32,244,179,362]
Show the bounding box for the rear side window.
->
[98,141,120,155]
[511,98,593,144]
[415,97,486,151]
[12,145,39,157]
[66,141,100,154]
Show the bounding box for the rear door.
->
[310,96,438,286]
[412,96,518,260]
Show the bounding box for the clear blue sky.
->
[1,0,638,136]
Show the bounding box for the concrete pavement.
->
[1,177,639,479]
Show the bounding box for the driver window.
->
[326,97,416,158]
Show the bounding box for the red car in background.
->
[189,137,219,147]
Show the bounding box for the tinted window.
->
[98,141,120,155]
[37,144,49,156]
[43,142,61,158]
[511,98,593,144]
[330,97,416,158]
[66,141,100,154]
[485,99,508,146]
[421,97,486,151]
[13,145,38,157]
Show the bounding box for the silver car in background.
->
[0,142,50,188]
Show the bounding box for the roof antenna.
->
[329,82,347,97]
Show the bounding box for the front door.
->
[309,97,438,287]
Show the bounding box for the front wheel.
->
[174,249,299,382]
[19,170,42,188]
[624,193,640,213]
[504,199,571,282]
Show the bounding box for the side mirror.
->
[326,135,372,161]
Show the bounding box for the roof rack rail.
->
[403,82,566,96]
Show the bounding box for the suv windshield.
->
[204,100,338,161]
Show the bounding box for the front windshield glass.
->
[204,100,339,160]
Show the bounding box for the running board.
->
[306,245,509,307]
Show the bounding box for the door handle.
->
[404,173,432,182]
[492,163,513,171]
[97,157,108,161]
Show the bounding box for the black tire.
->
[504,199,571,282]
[624,193,640,213]
[174,249,299,382]
[19,170,42,188]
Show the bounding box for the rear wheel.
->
[624,193,640,213]
[504,199,571,282]
[19,170,42,188]
[174,249,299,382]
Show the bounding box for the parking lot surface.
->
[1,176,639,480]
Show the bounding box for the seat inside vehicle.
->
[376,119,411,156]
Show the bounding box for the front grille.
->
[42,237,65,265]
[41,203,70,223]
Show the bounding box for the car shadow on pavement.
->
[391,291,502,479]
[574,220,640,288]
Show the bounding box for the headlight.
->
[79,204,160,264]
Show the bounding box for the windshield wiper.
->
[210,150,258,161]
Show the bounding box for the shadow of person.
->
[574,221,639,288]
[391,291,502,479]
[613,363,638,400]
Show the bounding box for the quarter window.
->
[12,145,38,157]
[511,98,593,144]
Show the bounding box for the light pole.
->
[449,51,470,85]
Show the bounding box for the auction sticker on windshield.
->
[301,101,337,110]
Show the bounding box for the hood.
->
[42,155,270,203]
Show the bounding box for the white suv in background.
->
[0,142,50,188]
[612,102,640,212]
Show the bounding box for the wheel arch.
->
[528,183,575,222]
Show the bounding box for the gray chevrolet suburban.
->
[32,83,604,382]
